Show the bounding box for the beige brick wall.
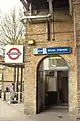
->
[24,9,78,115]
[73,0,80,115]
[3,67,14,81]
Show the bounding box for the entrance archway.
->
[36,55,69,113]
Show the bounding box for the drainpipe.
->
[29,3,32,16]
[47,0,53,14]
[47,0,55,40]
[20,14,51,23]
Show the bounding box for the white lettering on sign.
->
[57,49,68,52]
[38,49,43,53]
[48,49,56,52]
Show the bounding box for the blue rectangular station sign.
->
[33,47,71,55]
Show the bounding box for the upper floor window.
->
[31,0,69,11]
[54,0,69,9]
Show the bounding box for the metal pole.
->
[13,66,16,92]
[20,66,23,102]
[52,0,55,40]
[16,66,19,100]
[2,73,4,92]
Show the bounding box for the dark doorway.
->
[57,71,68,106]
[36,56,69,113]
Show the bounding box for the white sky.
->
[0,0,23,13]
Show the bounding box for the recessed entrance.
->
[36,55,69,113]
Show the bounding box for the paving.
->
[0,99,77,121]
[0,99,32,121]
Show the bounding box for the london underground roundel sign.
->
[7,48,21,60]
[5,45,23,64]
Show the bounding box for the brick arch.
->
[36,54,69,113]
[36,54,69,71]
[35,53,77,114]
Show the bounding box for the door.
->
[37,71,44,113]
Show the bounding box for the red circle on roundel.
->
[7,48,21,60]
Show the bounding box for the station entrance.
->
[37,55,69,113]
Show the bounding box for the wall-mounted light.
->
[27,39,35,45]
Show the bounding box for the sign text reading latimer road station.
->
[33,47,71,55]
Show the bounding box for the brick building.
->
[20,0,80,116]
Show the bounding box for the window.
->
[31,0,69,10]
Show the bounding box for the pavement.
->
[0,99,32,121]
[0,99,77,121]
